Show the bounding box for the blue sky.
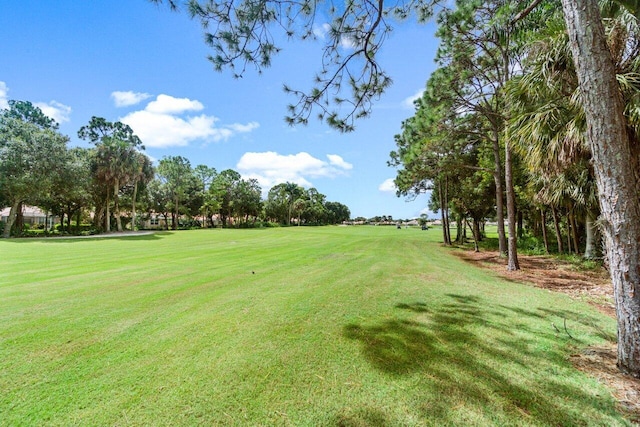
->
[0,1,440,219]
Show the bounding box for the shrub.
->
[259,221,280,228]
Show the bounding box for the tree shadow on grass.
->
[341,293,625,425]
[333,407,389,427]
[394,302,429,313]
[538,307,617,343]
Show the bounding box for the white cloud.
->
[0,81,71,123]
[378,178,397,193]
[327,154,353,170]
[120,94,258,148]
[340,35,358,50]
[226,122,260,133]
[237,151,352,190]
[34,101,72,124]
[145,94,203,114]
[111,90,152,107]
[402,89,424,109]
[312,23,356,49]
[122,111,220,147]
[0,81,8,110]
[313,23,331,39]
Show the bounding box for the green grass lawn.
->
[0,227,627,426]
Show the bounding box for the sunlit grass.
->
[0,227,627,425]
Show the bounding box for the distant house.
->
[141,213,172,230]
[0,205,59,227]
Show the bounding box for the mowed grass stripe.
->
[0,227,627,426]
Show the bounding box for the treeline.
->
[390,0,640,265]
[0,101,350,237]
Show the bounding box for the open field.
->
[0,227,627,425]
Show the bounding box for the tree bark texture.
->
[505,144,520,271]
[566,214,572,254]
[114,179,123,232]
[105,189,111,233]
[470,218,480,252]
[541,209,550,254]
[584,212,598,259]
[439,179,449,245]
[570,209,580,255]
[131,180,139,231]
[173,196,179,230]
[551,206,564,253]
[15,203,24,233]
[492,133,507,255]
[2,200,20,238]
[444,177,452,245]
[562,0,640,377]
[517,210,524,239]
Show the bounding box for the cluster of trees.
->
[391,1,640,265]
[149,0,640,376]
[387,1,640,374]
[3,0,638,377]
[0,102,350,237]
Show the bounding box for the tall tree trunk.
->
[105,187,111,233]
[473,218,482,242]
[15,202,24,233]
[570,208,580,255]
[438,178,448,244]
[2,200,21,238]
[491,132,507,255]
[462,216,467,242]
[75,210,81,235]
[551,206,564,253]
[173,196,179,230]
[469,218,480,252]
[566,213,572,254]
[455,215,463,244]
[584,212,598,260]
[517,210,524,239]
[562,0,640,377]
[131,179,139,231]
[444,177,452,245]
[114,179,123,232]
[541,208,550,254]
[505,144,519,271]
[94,205,105,232]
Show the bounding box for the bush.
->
[258,221,280,228]
[518,235,548,255]
[54,223,95,235]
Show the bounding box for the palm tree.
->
[79,118,144,232]
[292,197,307,225]
[283,182,304,226]
[506,4,640,257]
[130,152,154,231]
